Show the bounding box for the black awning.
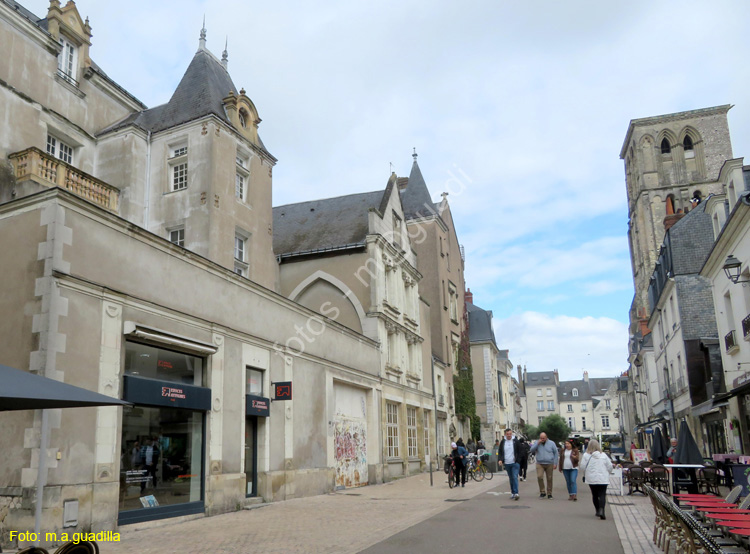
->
[715,381,750,403]
[0,363,131,411]
[634,417,667,430]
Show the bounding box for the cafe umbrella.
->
[651,426,669,464]
[672,419,704,494]
[0,363,131,544]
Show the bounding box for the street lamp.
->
[723,255,750,284]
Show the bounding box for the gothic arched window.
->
[683,135,694,151]
[661,138,671,155]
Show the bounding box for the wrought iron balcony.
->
[726,330,739,353]
[743,314,750,339]
[9,147,119,213]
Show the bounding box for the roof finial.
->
[412,147,418,162]
[221,37,228,68]
[199,16,207,50]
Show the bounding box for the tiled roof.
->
[467,302,496,345]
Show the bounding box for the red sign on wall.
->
[274,382,292,401]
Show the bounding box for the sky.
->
[22,0,750,381]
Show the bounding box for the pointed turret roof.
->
[400,152,437,220]
[99,48,237,135]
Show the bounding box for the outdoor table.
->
[710,514,750,521]
[665,464,703,495]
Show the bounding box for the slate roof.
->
[558,377,614,403]
[2,0,47,30]
[467,302,496,345]
[558,380,591,402]
[399,157,437,220]
[525,371,557,386]
[273,191,385,257]
[97,48,252,141]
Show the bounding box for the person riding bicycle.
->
[451,441,468,487]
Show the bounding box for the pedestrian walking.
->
[450,441,468,487]
[467,438,477,454]
[498,428,521,500]
[518,438,530,481]
[580,439,614,520]
[529,432,558,498]
[558,440,580,501]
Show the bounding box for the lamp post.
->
[723,255,750,284]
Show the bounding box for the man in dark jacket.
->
[498,428,521,500]
[518,438,530,481]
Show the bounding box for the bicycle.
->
[476,452,493,480]
[444,455,457,488]
[467,454,486,482]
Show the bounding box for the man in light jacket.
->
[529,432,558,498]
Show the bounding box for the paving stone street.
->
[100,466,657,554]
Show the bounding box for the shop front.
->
[118,341,211,525]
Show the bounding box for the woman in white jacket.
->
[579,439,613,520]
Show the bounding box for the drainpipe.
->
[143,130,152,228]
[33,409,50,545]
[430,355,439,486]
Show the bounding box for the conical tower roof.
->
[400,153,436,220]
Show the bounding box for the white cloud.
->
[494,312,629,382]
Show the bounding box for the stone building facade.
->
[0,0,442,546]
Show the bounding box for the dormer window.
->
[57,38,78,85]
[239,109,248,129]
[660,138,671,155]
[572,388,578,397]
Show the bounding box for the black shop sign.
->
[123,375,211,411]
[246,394,270,417]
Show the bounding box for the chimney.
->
[396,177,409,190]
[465,288,473,304]
[583,370,589,383]
[517,364,523,385]
[663,209,686,232]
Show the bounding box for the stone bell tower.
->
[621,105,733,334]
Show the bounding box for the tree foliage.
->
[453,305,479,440]
[522,424,539,440]
[538,414,572,446]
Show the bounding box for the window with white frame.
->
[168,145,188,192]
[568,417,575,430]
[423,413,430,458]
[567,404,573,412]
[605,399,611,410]
[581,417,587,430]
[538,416,544,425]
[547,400,554,411]
[168,227,185,247]
[546,388,552,397]
[57,37,77,83]
[572,388,578,397]
[236,154,249,201]
[234,232,249,277]
[449,283,457,321]
[582,403,587,412]
[386,403,399,458]
[536,400,544,411]
[536,389,542,397]
[601,415,610,428]
[46,134,73,164]
[437,419,446,456]
[407,407,418,458]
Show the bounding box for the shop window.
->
[119,406,203,513]
[124,341,203,385]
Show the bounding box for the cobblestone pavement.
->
[105,471,500,554]
[95,468,662,554]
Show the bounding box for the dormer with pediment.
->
[223,89,261,146]
[46,0,92,87]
